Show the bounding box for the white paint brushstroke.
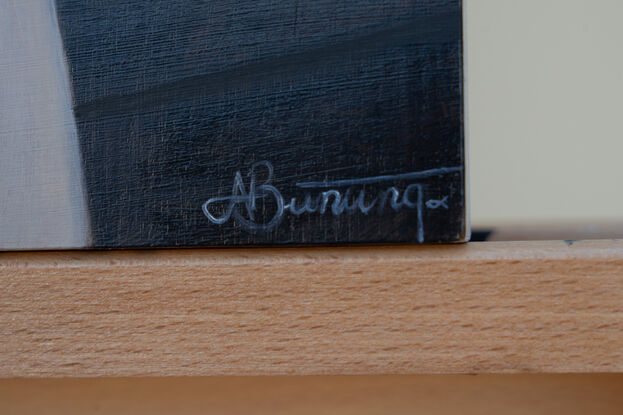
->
[0,0,91,249]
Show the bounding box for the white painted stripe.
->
[0,0,91,249]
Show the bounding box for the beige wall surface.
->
[466,0,623,225]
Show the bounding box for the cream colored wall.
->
[465,0,623,225]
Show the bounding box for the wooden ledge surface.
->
[1,240,622,377]
[2,375,623,414]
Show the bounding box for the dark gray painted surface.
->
[55,0,466,247]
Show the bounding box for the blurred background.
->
[2,1,623,414]
[467,0,623,238]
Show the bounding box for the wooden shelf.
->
[1,240,622,378]
[2,375,623,414]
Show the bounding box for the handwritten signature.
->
[202,161,461,242]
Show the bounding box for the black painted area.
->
[55,0,466,247]
[470,231,493,242]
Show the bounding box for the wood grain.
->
[1,240,622,378]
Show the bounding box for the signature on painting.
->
[202,161,460,242]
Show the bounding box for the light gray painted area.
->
[0,0,90,249]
